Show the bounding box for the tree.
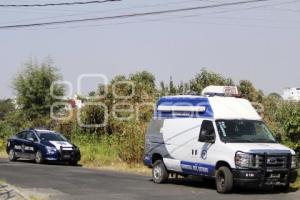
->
[13,59,64,119]
[274,102,300,154]
[88,91,96,97]
[238,80,262,102]
[129,71,156,102]
[168,76,177,95]
[0,99,15,119]
[190,69,233,95]
[268,92,282,100]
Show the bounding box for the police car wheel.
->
[35,151,44,164]
[215,166,233,193]
[8,149,17,161]
[152,160,169,184]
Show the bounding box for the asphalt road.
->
[0,158,299,200]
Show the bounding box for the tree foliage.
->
[0,99,15,119]
[13,59,64,119]
[238,80,263,102]
[190,69,234,95]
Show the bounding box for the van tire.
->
[276,183,290,192]
[215,166,233,193]
[152,160,169,184]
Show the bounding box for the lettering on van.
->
[180,161,213,175]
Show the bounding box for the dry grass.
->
[83,162,151,175]
[0,150,6,158]
[291,168,300,189]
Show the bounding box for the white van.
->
[144,86,298,193]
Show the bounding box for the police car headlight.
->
[46,146,57,154]
[235,152,254,168]
[291,155,298,169]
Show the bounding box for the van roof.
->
[154,95,261,120]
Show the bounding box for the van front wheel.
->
[152,160,169,184]
[215,166,233,193]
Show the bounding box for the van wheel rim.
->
[153,165,162,180]
[217,171,225,187]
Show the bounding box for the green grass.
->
[0,139,7,158]
[71,134,150,174]
[72,134,120,167]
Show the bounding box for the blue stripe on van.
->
[154,96,214,119]
[180,161,215,176]
[143,155,152,166]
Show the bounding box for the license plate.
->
[270,174,280,178]
[63,155,71,159]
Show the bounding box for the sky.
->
[0,0,300,98]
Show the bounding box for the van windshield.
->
[216,120,276,143]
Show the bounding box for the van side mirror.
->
[199,130,215,143]
[275,133,282,143]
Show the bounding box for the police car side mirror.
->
[199,130,215,143]
[28,138,34,142]
[275,133,282,143]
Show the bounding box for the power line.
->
[0,0,272,29]
[0,0,120,7]
[0,0,208,25]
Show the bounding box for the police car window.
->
[16,132,26,139]
[26,132,37,141]
[38,132,67,141]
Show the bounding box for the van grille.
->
[255,155,288,169]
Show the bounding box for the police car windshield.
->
[216,120,276,143]
[38,132,67,141]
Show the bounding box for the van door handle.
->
[192,149,198,156]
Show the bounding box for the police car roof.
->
[156,95,261,120]
[29,128,56,133]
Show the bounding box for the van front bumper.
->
[232,168,298,187]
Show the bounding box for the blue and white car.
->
[6,128,81,165]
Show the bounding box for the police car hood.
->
[227,143,295,155]
[41,140,73,150]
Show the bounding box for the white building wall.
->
[282,87,300,101]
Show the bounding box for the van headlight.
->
[46,146,57,154]
[235,152,254,168]
[291,155,298,169]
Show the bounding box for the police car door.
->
[23,131,37,159]
[189,120,216,177]
[12,132,26,157]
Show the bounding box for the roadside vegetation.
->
[0,58,299,180]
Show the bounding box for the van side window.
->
[198,120,215,141]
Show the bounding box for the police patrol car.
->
[6,128,81,165]
[144,86,298,193]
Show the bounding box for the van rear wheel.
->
[215,166,233,193]
[152,160,169,184]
